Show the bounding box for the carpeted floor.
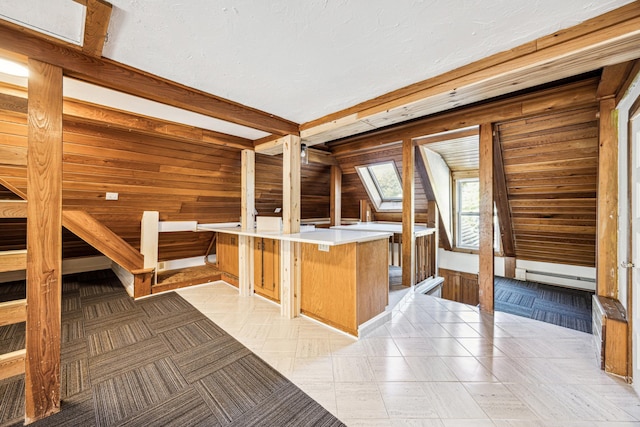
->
[494,276,593,334]
[0,270,345,427]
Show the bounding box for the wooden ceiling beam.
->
[328,77,599,155]
[302,2,640,145]
[82,0,112,57]
[0,21,299,136]
[0,83,253,150]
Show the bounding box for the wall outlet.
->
[157,261,166,271]
[318,244,329,252]
[105,192,119,200]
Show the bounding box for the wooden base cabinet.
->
[440,268,479,306]
[216,233,239,286]
[254,238,280,302]
[300,239,388,336]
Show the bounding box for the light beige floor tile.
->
[441,357,498,382]
[369,357,416,382]
[296,338,332,357]
[586,383,640,420]
[455,338,506,358]
[378,382,439,419]
[429,338,473,356]
[341,419,394,426]
[440,323,483,338]
[290,356,334,382]
[335,382,388,419]
[332,356,375,382]
[405,357,458,382]
[391,420,445,427]
[441,420,496,427]
[296,381,338,416]
[463,382,537,420]
[421,382,488,419]
[362,337,403,357]
[259,338,298,355]
[413,323,453,338]
[393,337,438,357]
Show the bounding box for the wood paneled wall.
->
[496,105,599,266]
[334,144,429,222]
[255,153,331,220]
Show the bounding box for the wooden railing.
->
[389,231,437,284]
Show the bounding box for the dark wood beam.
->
[25,58,63,423]
[83,0,112,57]
[479,123,494,312]
[493,130,515,257]
[597,61,637,100]
[0,21,299,136]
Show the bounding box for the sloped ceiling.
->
[0,0,634,126]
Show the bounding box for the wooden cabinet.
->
[216,233,238,285]
[440,268,479,306]
[300,239,388,336]
[254,238,280,302]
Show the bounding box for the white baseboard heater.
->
[515,268,596,291]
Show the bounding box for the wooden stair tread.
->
[154,264,222,293]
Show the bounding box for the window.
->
[355,161,403,211]
[456,178,500,250]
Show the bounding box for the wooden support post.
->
[140,211,159,290]
[479,123,494,312]
[240,149,256,297]
[402,138,415,287]
[25,59,63,423]
[427,200,439,278]
[281,135,301,318]
[133,269,154,299]
[504,257,516,279]
[330,165,342,226]
[597,98,618,298]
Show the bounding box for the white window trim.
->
[355,162,403,212]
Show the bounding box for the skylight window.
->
[355,161,403,212]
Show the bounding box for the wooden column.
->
[597,98,618,298]
[25,59,63,423]
[240,149,255,297]
[330,165,342,226]
[427,200,439,277]
[479,123,494,312]
[281,135,301,318]
[402,138,415,287]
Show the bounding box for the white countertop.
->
[331,222,436,237]
[197,224,392,246]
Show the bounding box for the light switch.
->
[105,192,119,200]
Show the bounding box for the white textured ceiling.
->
[0,0,636,128]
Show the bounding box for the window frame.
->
[355,161,403,212]
[454,177,501,251]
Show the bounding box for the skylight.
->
[355,161,403,212]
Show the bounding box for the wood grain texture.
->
[416,145,452,249]
[0,299,26,327]
[62,210,144,271]
[597,98,618,297]
[0,21,299,135]
[0,349,26,381]
[356,239,388,324]
[0,200,27,218]
[479,123,494,312]
[402,138,415,287]
[254,238,280,302]
[330,165,342,226]
[440,268,479,306]
[25,59,62,423]
[216,233,239,281]
[493,129,514,257]
[0,249,26,273]
[301,242,357,335]
[82,0,112,57]
[240,150,255,297]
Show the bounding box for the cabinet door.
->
[254,238,280,302]
[217,233,239,278]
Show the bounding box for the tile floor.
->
[176,282,640,426]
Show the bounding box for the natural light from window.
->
[456,178,500,250]
[355,161,403,212]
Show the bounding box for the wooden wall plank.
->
[479,123,494,312]
[0,200,26,218]
[0,249,26,273]
[25,58,63,423]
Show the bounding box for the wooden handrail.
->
[0,349,26,381]
[0,299,26,327]
[62,210,144,273]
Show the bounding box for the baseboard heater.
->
[515,268,596,291]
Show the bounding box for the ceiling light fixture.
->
[0,58,28,77]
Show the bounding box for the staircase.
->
[0,200,27,383]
